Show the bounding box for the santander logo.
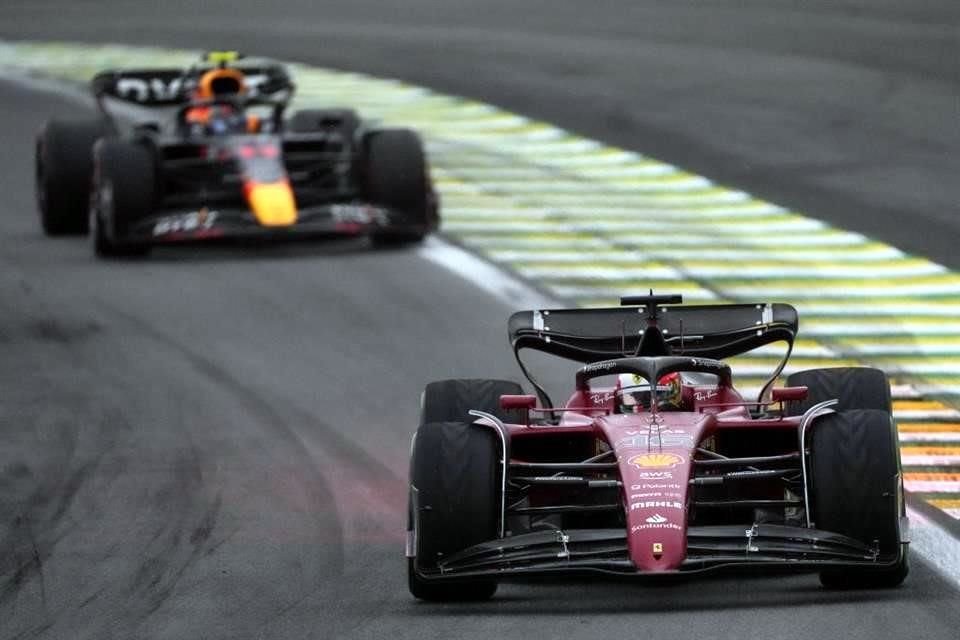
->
[646,513,668,524]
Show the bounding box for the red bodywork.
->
[491,381,800,573]
[411,298,903,583]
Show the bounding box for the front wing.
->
[412,524,907,581]
[122,202,428,244]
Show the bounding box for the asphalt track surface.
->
[1,2,959,639]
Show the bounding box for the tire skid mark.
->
[0,419,88,607]
[0,369,137,631]
[97,303,405,508]
[97,302,405,634]
[1,275,300,634]
[124,419,222,623]
[89,307,344,633]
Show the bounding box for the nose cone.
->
[622,452,690,571]
[597,412,717,573]
[246,181,297,227]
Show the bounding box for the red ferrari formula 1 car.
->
[35,51,438,258]
[407,294,908,600]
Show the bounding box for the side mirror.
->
[771,386,808,402]
[500,394,537,410]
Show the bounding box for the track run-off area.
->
[4,41,958,522]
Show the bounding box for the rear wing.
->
[509,303,797,362]
[508,302,798,409]
[91,63,294,106]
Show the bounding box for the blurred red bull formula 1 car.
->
[407,293,908,600]
[35,51,438,257]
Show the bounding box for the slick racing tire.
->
[808,409,908,589]
[420,378,525,425]
[361,129,434,247]
[785,367,892,415]
[408,420,500,601]
[287,108,360,139]
[35,118,108,236]
[91,140,154,258]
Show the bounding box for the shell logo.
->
[629,453,684,469]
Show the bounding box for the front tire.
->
[808,409,908,588]
[91,140,154,259]
[361,129,435,247]
[407,378,523,601]
[408,420,500,601]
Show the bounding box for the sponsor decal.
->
[631,483,683,491]
[632,522,683,533]
[633,471,675,481]
[628,453,684,469]
[652,542,664,555]
[646,514,668,524]
[694,389,719,402]
[689,358,723,371]
[116,76,186,102]
[115,73,271,102]
[582,361,617,374]
[330,204,386,225]
[629,492,683,500]
[590,391,616,404]
[153,208,219,236]
[630,501,683,511]
[616,432,695,449]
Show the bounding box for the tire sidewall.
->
[361,129,433,242]
[808,409,903,556]
[36,119,106,235]
[91,139,156,257]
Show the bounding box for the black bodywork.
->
[89,61,438,246]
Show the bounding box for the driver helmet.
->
[186,68,254,134]
[195,67,247,100]
[618,372,684,411]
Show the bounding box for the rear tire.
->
[91,140,154,259]
[361,129,434,247]
[35,118,107,235]
[809,409,908,589]
[421,378,524,425]
[785,367,892,415]
[408,420,500,601]
[287,108,360,138]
